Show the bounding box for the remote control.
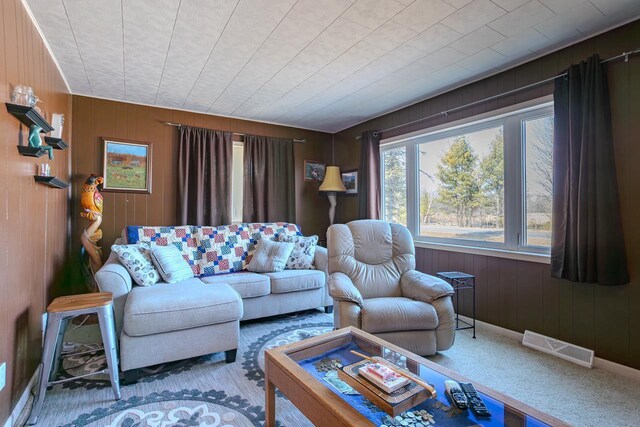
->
[459,383,491,417]
[444,380,468,409]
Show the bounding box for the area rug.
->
[23,310,334,427]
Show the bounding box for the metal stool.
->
[28,292,121,425]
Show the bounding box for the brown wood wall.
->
[0,0,72,423]
[71,96,333,258]
[333,20,640,369]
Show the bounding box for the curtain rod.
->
[163,122,306,143]
[356,48,640,139]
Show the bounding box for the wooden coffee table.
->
[265,326,569,427]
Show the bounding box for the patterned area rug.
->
[24,310,333,427]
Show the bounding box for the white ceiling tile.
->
[457,48,508,72]
[539,0,583,13]
[443,0,474,8]
[155,1,239,107]
[450,26,505,55]
[26,0,92,94]
[393,0,456,33]
[534,1,602,39]
[343,0,406,29]
[62,0,126,98]
[27,0,640,132]
[122,0,180,105]
[441,0,507,34]
[489,1,556,37]
[589,0,640,18]
[361,20,418,52]
[490,0,529,12]
[407,24,463,53]
[492,28,551,57]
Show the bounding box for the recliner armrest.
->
[400,270,454,303]
[328,272,364,307]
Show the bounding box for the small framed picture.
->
[304,160,325,181]
[102,138,152,193]
[341,169,358,195]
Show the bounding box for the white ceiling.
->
[26,0,640,133]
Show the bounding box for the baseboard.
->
[457,315,640,382]
[3,367,39,427]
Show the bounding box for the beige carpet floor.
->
[17,310,640,426]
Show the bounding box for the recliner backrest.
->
[327,220,415,299]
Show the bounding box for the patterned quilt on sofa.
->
[126,223,301,276]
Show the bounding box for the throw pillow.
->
[149,245,195,283]
[278,234,319,270]
[112,244,160,287]
[246,239,294,273]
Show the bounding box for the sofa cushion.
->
[111,243,160,287]
[361,297,438,334]
[265,270,324,294]
[247,239,294,273]
[123,279,242,337]
[149,245,195,283]
[200,272,270,299]
[278,234,318,270]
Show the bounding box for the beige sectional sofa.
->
[94,223,330,381]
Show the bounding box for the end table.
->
[436,271,476,338]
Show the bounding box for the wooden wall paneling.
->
[629,50,640,366]
[473,254,489,322]
[1,0,71,423]
[94,99,117,246]
[498,258,517,331]
[514,59,542,104]
[146,107,166,226]
[540,271,560,339]
[514,261,543,334]
[461,253,475,318]
[485,257,501,325]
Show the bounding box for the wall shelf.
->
[17,146,47,157]
[5,103,54,132]
[44,136,68,150]
[34,176,69,189]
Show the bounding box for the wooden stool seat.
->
[47,292,113,313]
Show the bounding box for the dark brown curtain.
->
[358,130,381,219]
[243,135,295,223]
[551,54,629,285]
[178,126,233,226]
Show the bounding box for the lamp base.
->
[327,192,337,225]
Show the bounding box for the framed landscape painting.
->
[304,160,325,181]
[102,138,152,193]
[341,169,358,195]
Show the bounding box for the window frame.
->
[380,96,554,263]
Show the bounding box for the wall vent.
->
[522,330,594,368]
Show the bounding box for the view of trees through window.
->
[383,147,407,226]
[524,115,554,247]
[418,126,505,242]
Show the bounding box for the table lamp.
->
[319,166,346,225]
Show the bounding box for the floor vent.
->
[522,330,594,368]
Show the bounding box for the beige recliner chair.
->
[327,220,456,355]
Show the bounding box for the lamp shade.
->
[319,166,346,192]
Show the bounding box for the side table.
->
[436,271,476,338]
[28,292,121,425]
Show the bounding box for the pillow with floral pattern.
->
[277,234,318,270]
[112,244,161,287]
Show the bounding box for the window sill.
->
[413,240,550,264]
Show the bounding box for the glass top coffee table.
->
[265,327,569,427]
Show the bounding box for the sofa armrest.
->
[400,270,454,303]
[95,250,133,335]
[328,272,363,307]
[314,246,332,306]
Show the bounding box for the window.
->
[382,147,407,226]
[381,99,553,257]
[231,143,244,223]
